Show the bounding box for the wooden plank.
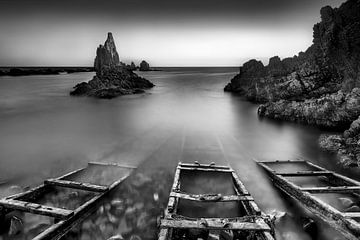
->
[178,166,233,173]
[179,162,230,170]
[301,186,360,193]
[88,162,136,169]
[33,173,131,240]
[343,212,360,218]
[168,167,181,213]
[277,171,331,176]
[170,192,253,202]
[0,199,73,219]
[257,161,360,240]
[44,179,108,192]
[257,159,306,164]
[160,218,271,231]
[231,171,249,195]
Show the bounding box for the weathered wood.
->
[44,179,108,192]
[178,166,233,173]
[170,192,253,202]
[179,162,230,170]
[278,171,331,176]
[0,199,73,219]
[343,212,360,218]
[33,173,131,240]
[301,186,360,193]
[258,160,360,240]
[158,162,275,240]
[160,218,272,231]
[88,161,136,169]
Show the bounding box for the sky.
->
[0,0,345,67]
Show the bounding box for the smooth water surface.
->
[1,68,359,239]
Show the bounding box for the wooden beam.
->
[160,218,271,231]
[44,179,108,192]
[88,162,136,169]
[178,166,233,173]
[33,173,131,240]
[277,171,331,176]
[343,212,360,218]
[169,192,253,202]
[301,186,360,193]
[0,199,73,219]
[179,162,230,170]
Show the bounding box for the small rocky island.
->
[70,33,154,99]
[225,0,360,167]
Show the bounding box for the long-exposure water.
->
[1,68,359,239]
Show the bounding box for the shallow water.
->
[1,67,360,239]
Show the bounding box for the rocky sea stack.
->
[225,0,360,166]
[70,32,154,99]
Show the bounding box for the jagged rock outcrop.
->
[225,0,360,128]
[130,62,137,71]
[139,61,150,71]
[225,0,360,166]
[71,33,154,99]
[94,32,120,72]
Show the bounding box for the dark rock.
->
[225,0,360,107]
[94,32,120,72]
[139,61,150,71]
[318,114,360,166]
[70,33,154,98]
[258,88,360,129]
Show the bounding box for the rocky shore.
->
[225,0,360,166]
[70,33,154,99]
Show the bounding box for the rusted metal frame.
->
[44,179,108,193]
[169,192,253,202]
[33,173,131,240]
[0,199,73,219]
[88,161,136,169]
[159,218,272,231]
[258,162,360,240]
[300,186,360,193]
[179,162,230,170]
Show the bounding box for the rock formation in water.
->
[129,61,137,71]
[70,33,154,99]
[139,60,151,71]
[225,0,360,166]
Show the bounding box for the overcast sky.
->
[0,0,344,66]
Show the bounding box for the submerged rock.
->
[70,33,154,98]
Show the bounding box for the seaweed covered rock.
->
[71,33,154,99]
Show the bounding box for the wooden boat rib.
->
[158,162,275,240]
[257,159,360,240]
[0,162,134,240]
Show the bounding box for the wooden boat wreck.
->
[257,159,360,240]
[0,162,135,240]
[158,162,275,240]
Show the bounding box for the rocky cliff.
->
[225,0,360,105]
[139,60,151,71]
[225,0,360,166]
[71,33,154,99]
